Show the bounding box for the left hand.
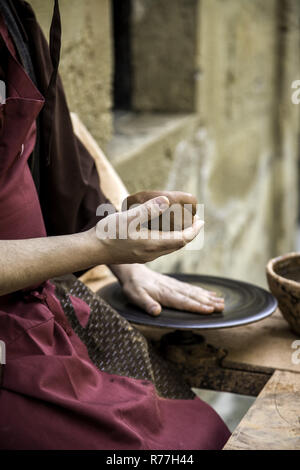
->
[110,264,224,316]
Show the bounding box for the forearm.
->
[0,228,105,296]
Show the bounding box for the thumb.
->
[124,286,162,316]
[127,196,170,225]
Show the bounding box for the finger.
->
[198,289,224,304]
[129,230,185,253]
[128,215,204,255]
[123,286,162,316]
[165,278,225,312]
[189,292,224,312]
[159,276,224,308]
[167,277,220,299]
[140,219,204,251]
[181,216,204,244]
[187,292,220,309]
[168,282,215,306]
[126,196,170,225]
[195,294,225,311]
[152,217,204,247]
[208,291,224,300]
[211,302,225,312]
[185,285,225,310]
[190,286,221,299]
[197,290,221,300]
[161,291,215,314]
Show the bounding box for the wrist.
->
[109,263,147,285]
[84,227,111,266]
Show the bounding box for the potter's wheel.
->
[98,274,277,330]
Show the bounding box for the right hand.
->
[93,196,204,265]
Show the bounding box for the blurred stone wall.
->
[29,0,113,148]
[29,0,300,287]
[131,0,198,111]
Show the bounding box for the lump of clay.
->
[122,190,197,231]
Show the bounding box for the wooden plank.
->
[182,364,271,396]
[224,370,300,450]
[201,309,300,374]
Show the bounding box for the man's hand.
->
[95,196,204,265]
[110,264,225,315]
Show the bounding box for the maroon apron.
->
[0,14,230,450]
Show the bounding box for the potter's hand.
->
[110,264,225,316]
[95,196,203,265]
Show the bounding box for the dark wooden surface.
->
[152,331,272,396]
[224,370,300,450]
[139,308,300,449]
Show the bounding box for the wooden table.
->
[224,369,300,450]
[137,309,300,450]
